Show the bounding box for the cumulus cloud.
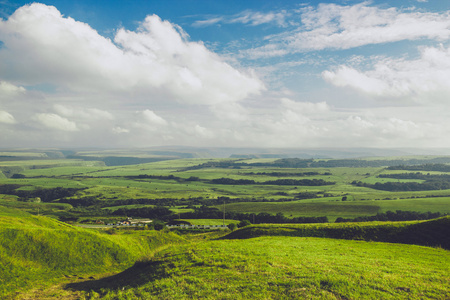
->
[131,109,169,134]
[0,3,264,105]
[35,113,79,131]
[243,2,450,58]
[0,81,25,97]
[0,110,16,124]
[323,45,450,99]
[1,2,450,150]
[140,109,168,126]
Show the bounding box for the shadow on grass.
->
[65,260,168,293]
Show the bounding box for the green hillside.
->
[0,206,181,298]
[1,212,447,299]
[64,229,449,299]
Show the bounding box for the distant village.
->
[101,218,228,229]
[105,217,153,226]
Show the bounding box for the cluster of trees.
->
[211,178,334,186]
[125,174,335,187]
[181,206,328,224]
[0,185,83,202]
[211,178,256,185]
[263,179,334,186]
[335,210,445,222]
[378,173,450,180]
[352,180,450,191]
[242,171,331,177]
[387,163,450,172]
[127,174,179,180]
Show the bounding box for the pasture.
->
[13,217,449,299]
[1,151,450,223]
[1,149,450,299]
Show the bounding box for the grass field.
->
[217,197,450,221]
[2,153,450,223]
[77,237,447,299]
[1,203,449,299]
[0,206,182,299]
[17,218,449,299]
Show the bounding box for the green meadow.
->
[1,151,450,298]
[1,207,448,299]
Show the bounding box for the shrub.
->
[238,220,251,228]
[227,223,237,231]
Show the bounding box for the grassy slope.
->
[65,225,449,299]
[0,207,181,298]
[3,209,449,299]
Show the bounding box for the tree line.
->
[378,172,450,180]
[352,180,450,191]
[210,178,334,186]
[335,210,446,223]
[0,184,83,202]
[241,171,331,177]
[387,163,450,172]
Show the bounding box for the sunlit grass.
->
[77,236,450,299]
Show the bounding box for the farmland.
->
[1,150,450,223]
[1,149,450,298]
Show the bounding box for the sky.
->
[0,0,449,149]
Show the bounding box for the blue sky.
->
[0,0,449,149]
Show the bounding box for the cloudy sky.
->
[0,0,449,149]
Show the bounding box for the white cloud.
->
[1,3,450,150]
[323,45,450,100]
[140,109,168,126]
[192,17,224,27]
[210,102,248,122]
[0,110,16,124]
[54,104,114,120]
[243,3,450,58]
[281,98,330,115]
[0,81,25,97]
[0,4,264,105]
[193,10,291,28]
[229,10,290,27]
[112,126,129,134]
[35,113,79,131]
[193,124,214,139]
